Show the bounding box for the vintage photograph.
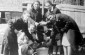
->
[0,0,85,55]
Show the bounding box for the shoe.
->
[52,52,56,55]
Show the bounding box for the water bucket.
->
[36,47,49,55]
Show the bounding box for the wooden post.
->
[42,0,45,18]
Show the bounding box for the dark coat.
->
[12,19,34,41]
[27,8,48,22]
[1,25,18,55]
[44,7,61,21]
[44,7,61,46]
[1,18,37,55]
[27,8,43,22]
[12,18,44,43]
[54,14,83,47]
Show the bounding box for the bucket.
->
[36,47,49,55]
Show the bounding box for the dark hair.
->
[8,18,22,30]
[45,1,53,6]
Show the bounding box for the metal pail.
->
[36,47,48,55]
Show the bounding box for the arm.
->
[61,21,71,32]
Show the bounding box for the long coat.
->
[1,18,35,55]
[1,24,18,55]
[53,13,83,49]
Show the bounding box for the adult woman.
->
[48,13,83,55]
[1,19,19,55]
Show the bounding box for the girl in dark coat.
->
[44,1,61,55]
[1,19,19,55]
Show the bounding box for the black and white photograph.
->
[0,0,85,55]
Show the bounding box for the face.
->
[14,29,19,34]
[28,24,35,33]
[33,1,40,10]
[45,2,52,10]
[22,12,29,23]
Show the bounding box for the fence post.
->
[42,0,45,18]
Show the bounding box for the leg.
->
[63,46,67,55]
[48,45,53,55]
[67,46,72,55]
[63,46,73,55]
[53,45,57,55]
[52,38,57,55]
[57,40,62,55]
[10,45,18,55]
[10,48,18,55]
[1,41,4,54]
[4,46,10,55]
[18,46,22,55]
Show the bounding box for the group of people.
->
[1,0,83,55]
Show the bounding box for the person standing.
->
[49,13,83,55]
[44,1,61,55]
[45,1,61,21]
[1,19,20,55]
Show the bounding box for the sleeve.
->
[18,32,29,46]
[18,32,25,45]
[26,10,36,28]
[61,21,71,32]
[43,8,48,21]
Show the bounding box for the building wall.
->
[0,0,84,12]
[54,0,84,6]
[0,0,23,23]
[0,0,22,12]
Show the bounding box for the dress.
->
[62,33,70,46]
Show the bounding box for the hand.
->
[43,33,50,41]
[35,22,39,26]
[46,39,52,46]
[47,15,54,20]
[39,21,47,25]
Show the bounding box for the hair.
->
[21,10,29,19]
[8,17,22,30]
[45,1,53,6]
[31,1,40,8]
